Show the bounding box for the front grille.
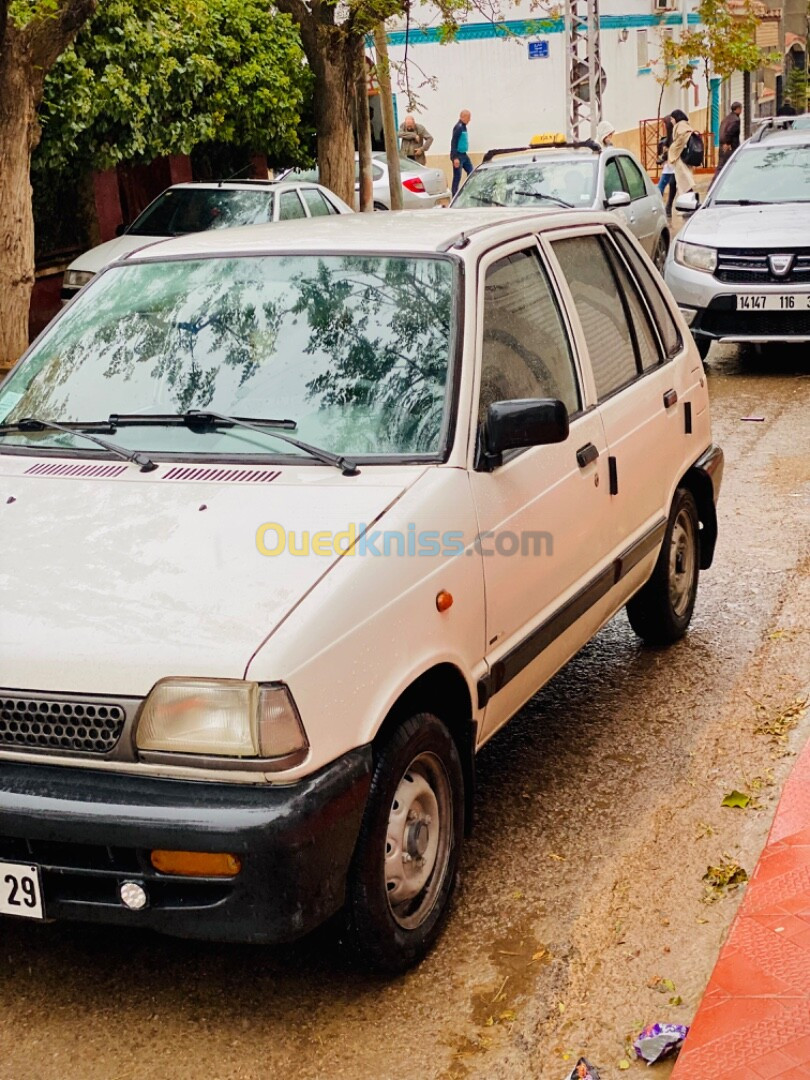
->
[0,697,125,754]
[715,248,810,284]
[700,309,810,337]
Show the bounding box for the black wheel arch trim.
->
[681,443,724,570]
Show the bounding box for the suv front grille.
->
[715,248,810,284]
[0,696,126,754]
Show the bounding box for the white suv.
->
[0,209,722,971]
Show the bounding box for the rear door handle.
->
[576,442,599,468]
[663,388,678,408]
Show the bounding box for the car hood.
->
[67,234,166,275]
[0,461,424,696]
[681,203,810,248]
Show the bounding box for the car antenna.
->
[218,163,253,187]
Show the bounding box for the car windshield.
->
[712,144,810,203]
[791,115,810,130]
[127,188,275,237]
[0,254,457,461]
[453,159,596,208]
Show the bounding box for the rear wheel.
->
[373,202,389,212]
[626,488,700,645]
[345,713,464,973]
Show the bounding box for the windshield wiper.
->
[105,410,359,475]
[185,410,360,476]
[713,198,769,206]
[466,193,507,207]
[513,190,574,208]
[0,417,157,471]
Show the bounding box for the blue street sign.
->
[528,40,549,59]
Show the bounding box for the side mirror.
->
[605,191,631,209]
[674,191,700,215]
[115,223,127,237]
[481,398,569,468]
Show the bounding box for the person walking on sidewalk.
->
[657,115,677,217]
[717,102,742,171]
[450,110,473,197]
[399,115,434,166]
[668,109,696,196]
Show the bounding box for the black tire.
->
[345,713,464,973]
[373,202,389,212]
[626,488,700,646]
[653,235,668,273]
[696,336,711,360]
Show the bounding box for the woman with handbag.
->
[668,110,697,195]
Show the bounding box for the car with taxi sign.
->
[451,134,670,271]
[0,208,721,971]
[665,129,810,358]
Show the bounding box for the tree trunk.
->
[309,34,357,207]
[0,31,38,369]
[373,24,403,210]
[355,44,374,212]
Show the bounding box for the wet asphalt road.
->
[1,344,809,1080]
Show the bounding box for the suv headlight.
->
[136,678,308,766]
[63,269,95,289]
[674,241,717,274]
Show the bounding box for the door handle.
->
[663,388,678,408]
[576,442,599,468]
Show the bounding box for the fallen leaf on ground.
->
[722,790,751,809]
[669,995,683,1006]
[618,1060,631,1070]
[499,1009,517,1022]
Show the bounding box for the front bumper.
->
[665,261,810,344]
[0,747,372,943]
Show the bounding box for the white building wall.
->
[385,0,707,162]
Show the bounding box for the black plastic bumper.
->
[692,295,810,341]
[0,747,372,943]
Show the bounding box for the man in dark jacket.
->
[718,102,742,170]
[450,110,473,197]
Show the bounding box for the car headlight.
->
[136,678,308,765]
[63,269,95,289]
[673,241,717,274]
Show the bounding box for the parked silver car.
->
[451,139,670,270]
[664,129,810,358]
[282,152,451,210]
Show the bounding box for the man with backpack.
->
[667,110,703,196]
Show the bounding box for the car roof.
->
[742,131,810,150]
[167,180,324,192]
[126,207,584,260]
[474,147,604,169]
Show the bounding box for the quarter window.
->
[611,230,682,357]
[617,156,647,201]
[301,188,333,217]
[480,248,581,423]
[552,234,638,399]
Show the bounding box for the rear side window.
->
[552,235,638,399]
[601,237,662,371]
[480,248,581,422]
[611,230,682,357]
[617,156,647,200]
[279,192,306,220]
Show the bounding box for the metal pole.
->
[564,0,574,141]
[373,24,404,210]
[587,0,598,140]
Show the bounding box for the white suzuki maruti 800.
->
[0,210,722,971]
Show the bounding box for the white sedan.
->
[283,152,451,210]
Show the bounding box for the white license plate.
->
[737,294,810,311]
[0,861,44,920]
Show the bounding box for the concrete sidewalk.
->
[671,728,810,1079]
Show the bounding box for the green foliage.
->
[786,63,809,112]
[8,0,62,27]
[34,0,312,172]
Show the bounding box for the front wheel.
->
[653,235,669,273]
[626,488,700,645]
[345,713,464,973]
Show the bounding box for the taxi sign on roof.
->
[530,133,567,147]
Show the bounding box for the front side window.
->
[618,157,647,201]
[552,234,638,399]
[603,159,625,199]
[453,160,597,209]
[479,248,580,423]
[0,255,458,461]
[127,189,274,237]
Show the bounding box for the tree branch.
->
[27,0,96,92]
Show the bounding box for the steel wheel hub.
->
[384,752,451,930]
[669,509,695,617]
